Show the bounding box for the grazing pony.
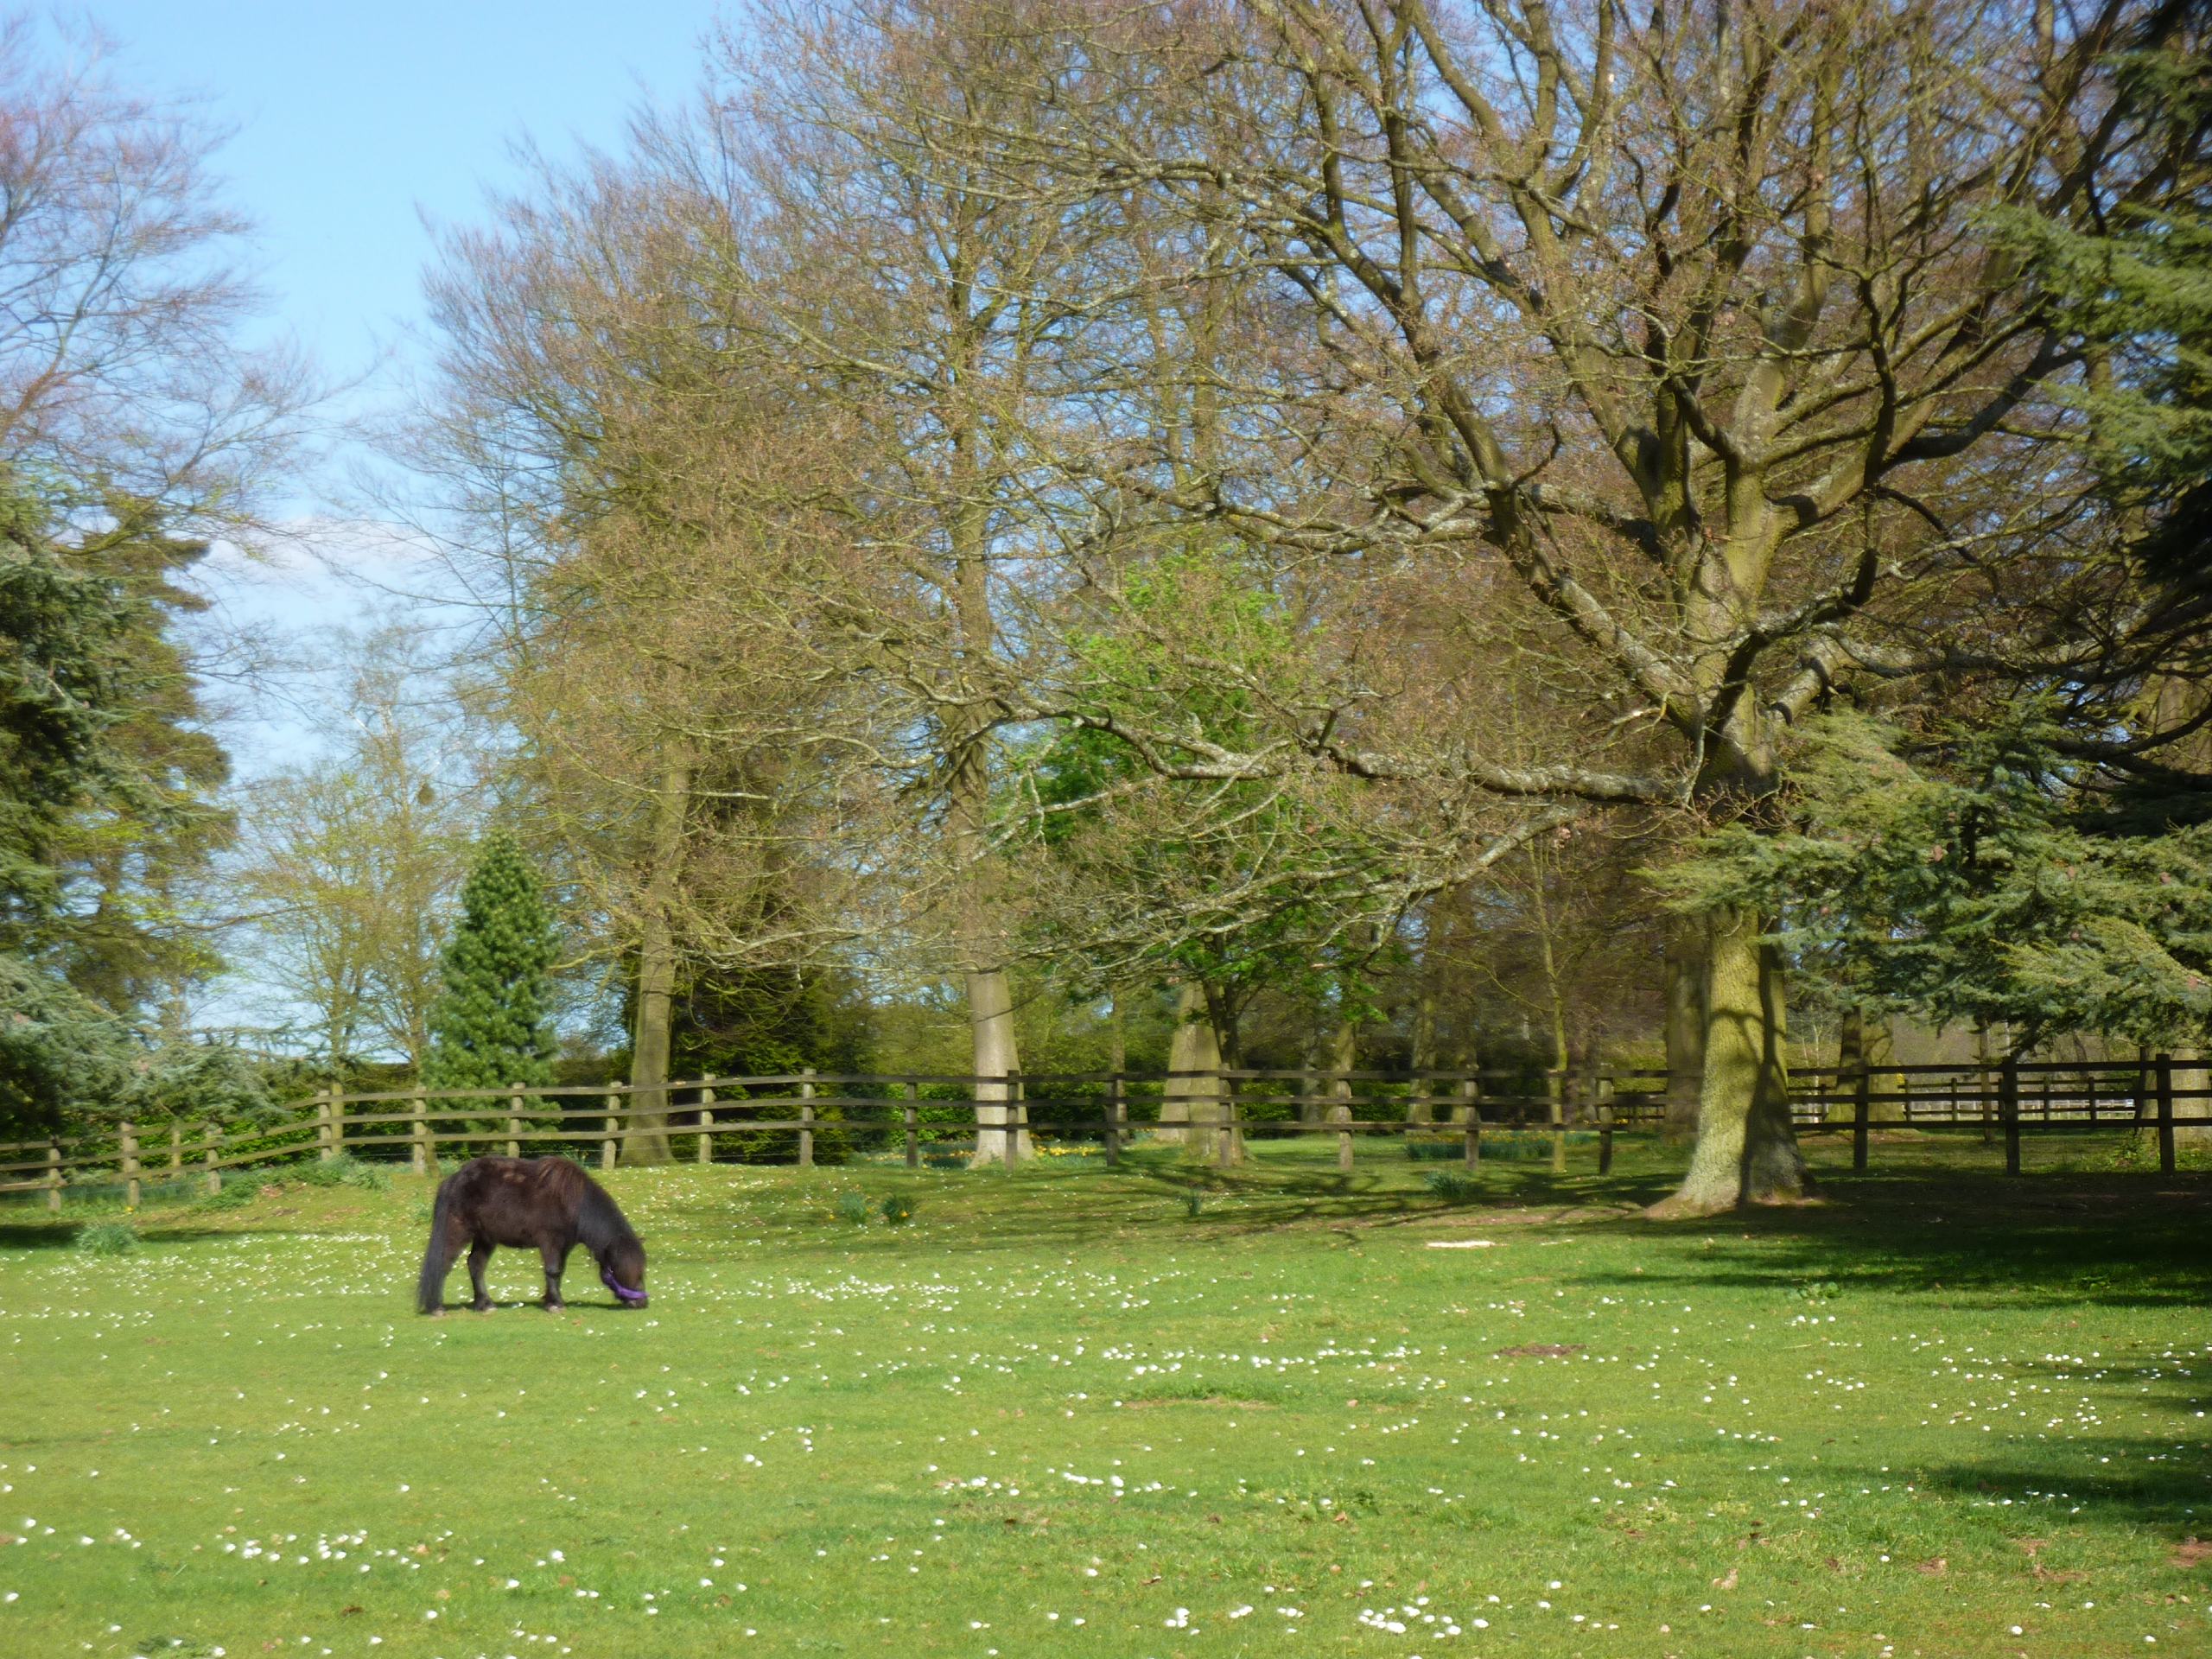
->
[416,1156,647,1315]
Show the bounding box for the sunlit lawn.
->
[1,1133,2206,1657]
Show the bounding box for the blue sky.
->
[95,2,717,397]
[86,3,728,754]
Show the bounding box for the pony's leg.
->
[467,1239,494,1312]
[419,1217,465,1317]
[540,1243,569,1311]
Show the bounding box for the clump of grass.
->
[194,1180,256,1212]
[880,1192,916,1225]
[74,1221,140,1255]
[1422,1169,1479,1201]
[1785,1278,1842,1305]
[834,1191,871,1225]
[1403,1138,1467,1161]
[1181,1189,1205,1219]
[292,1154,390,1191]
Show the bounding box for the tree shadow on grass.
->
[1562,1168,2211,1312]
[1834,1348,2212,1546]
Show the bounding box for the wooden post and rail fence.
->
[0,1057,2204,1206]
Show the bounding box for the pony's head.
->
[598,1236,647,1307]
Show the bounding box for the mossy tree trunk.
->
[1653,907,1807,1216]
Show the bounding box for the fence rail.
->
[3,1056,2206,1208]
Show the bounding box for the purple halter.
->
[601,1266,647,1305]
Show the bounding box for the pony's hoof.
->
[474,1303,493,1314]
[428,1308,445,1320]
[543,1301,565,1313]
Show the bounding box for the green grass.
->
[1,1135,2207,1657]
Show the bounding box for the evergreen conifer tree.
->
[423,831,558,1092]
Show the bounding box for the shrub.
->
[1422,1169,1479,1201]
[75,1221,139,1255]
[880,1192,916,1225]
[194,1180,256,1212]
[834,1191,870,1225]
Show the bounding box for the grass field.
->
[1,1133,2207,1658]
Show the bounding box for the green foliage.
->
[0,954,134,1131]
[2002,49,2212,525]
[0,479,240,1134]
[423,830,558,1093]
[1024,543,1402,1018]
[1421,1169,1479,1201]
[833,1191,870,1225]
[879,1192,915,1225]
[74,1221,139,1255]
[1662,709,2212,1048]
[126,1044,280,1128]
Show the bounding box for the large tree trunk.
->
[1160,982,1222,1150]
[1408,968,1440,1127]
[1198,980,1245,1165]
[966,966,1030,1166]
[945,335,1027,1166]
[1325,1014,1357,1145]
[1651,908,1808,1217]
[1662,920,1706,1143]
[625,745,690,1166]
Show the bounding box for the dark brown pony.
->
[416,1156,647,1315]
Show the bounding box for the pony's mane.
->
[574,1173,639,1256]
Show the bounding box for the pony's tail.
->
[417,1177,459,1314]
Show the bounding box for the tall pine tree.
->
[423,831,557,1092]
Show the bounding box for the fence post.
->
[168,1121,182,1177]
[1596,1064,1616,1175]
[1462,1083,1480,1170]
[1007,1066,1024,1162]
[1104,1073,1123,1166]
[47,1137,62,1213]
[316,1090,333,1160]
[1550,1067,1573,1173]
[1334,1080,1354,1173]
[799,1067,816,1169]
[1217,1065,1236,1170]
[2001,1055,2022,1177]
[2157,1053,2177,1176]
[330,1087,346,1158]
[903,1078,919,1169]
[698,1085,715,1166]
[410,1093,429,1176]
[121,1120,139,1209]
[601,1079,620,1171]
[1852,1057,1872,1174]
[204,1124,220,1197]
[505,1081,523,1159]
